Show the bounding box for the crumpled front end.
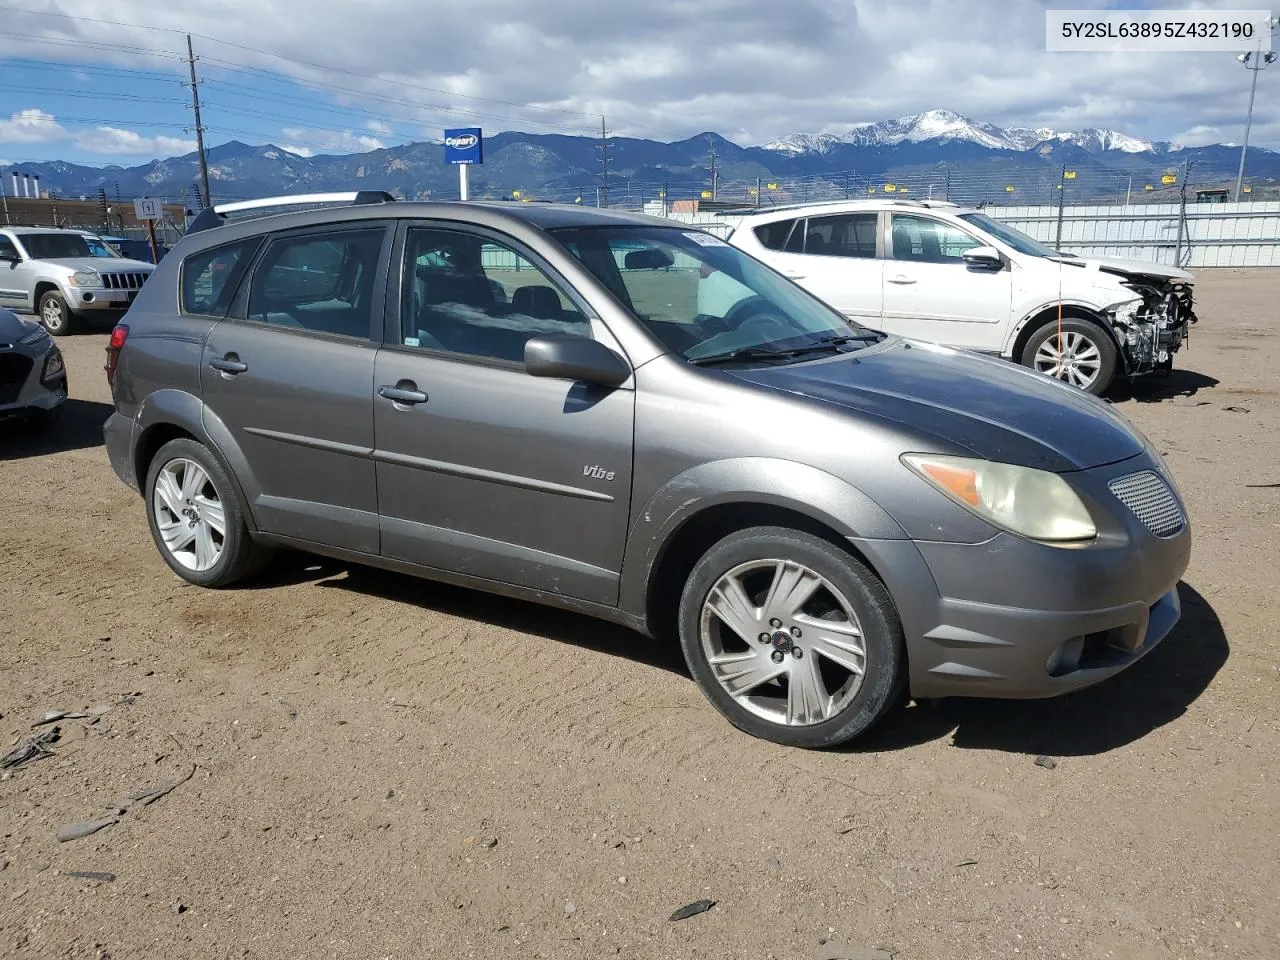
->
[1104,268,1197,377]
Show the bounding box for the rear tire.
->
[677,526,905,749]
[1020,317,1117,396]
[38,291,77,336]
[144,437,273,588]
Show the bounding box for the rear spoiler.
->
[186,191,396,235]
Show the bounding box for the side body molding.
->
[617,457,909,619]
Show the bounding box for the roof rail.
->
[186,190,396,235]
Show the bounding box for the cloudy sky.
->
[0,0,1276,166]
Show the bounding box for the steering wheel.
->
[722,295,799,335]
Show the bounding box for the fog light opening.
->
[1047,636,1084,678]
[82,292,94,303]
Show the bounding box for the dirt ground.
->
[1,269,1277,960]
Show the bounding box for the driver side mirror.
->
[0,250,19,264]
[525,334,630,387]
[962,245,1004,271]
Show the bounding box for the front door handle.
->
[209,354,248,375]
[378,383,429,406]
[783,272,806,280]
[887,275,917,284]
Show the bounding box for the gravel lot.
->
[2,268,1277,960]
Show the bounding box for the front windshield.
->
[19,232,118,260]
[958,212,1061,259]
[550,225,882,364]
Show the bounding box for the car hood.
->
[0,307,38,344]
[732,338,1145,473]
[39,257,155,272]
[1052,253,1193,283]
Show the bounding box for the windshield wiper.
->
[689,333,881,367]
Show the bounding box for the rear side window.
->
[246,227,385,339]
[804,214,878,259]
[753,218,798,251]
[181,239,259,317]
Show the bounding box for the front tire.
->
[144,438,272,588]
[677,526,905,749]
[1021,317,1117,396]
[38,291,77,336]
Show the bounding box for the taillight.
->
[105,322,129,388]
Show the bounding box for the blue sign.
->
[443,128,483,165]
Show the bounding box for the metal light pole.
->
[1234,17,1280,202]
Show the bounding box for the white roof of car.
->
[731,198,978,221]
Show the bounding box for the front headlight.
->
[70,270,101,287]
[41,347,64,382]
[1109,298,1143,325]
[902,454,1097,543]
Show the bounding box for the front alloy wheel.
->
[678,526,905,749]
[1022,317,1117,396]
[700,559,867,727]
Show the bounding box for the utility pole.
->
[1174,159,1193,266]
[1055,164,1067,248]
[185,34,212,208]
[596,115,611,208]
[706,137,718,201]
[1232,20,1279,201]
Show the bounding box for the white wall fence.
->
[650,203,1280,269]
[990,202,1280,268]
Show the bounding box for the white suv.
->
[700,199,1196,395]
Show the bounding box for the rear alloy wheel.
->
[1022,317,1117,396]
[38,290,77,336]
[677,526,905,749]
[144,438,272,587]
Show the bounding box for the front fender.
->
[133,389,261,531]
[1003,298,1120,358]
[618,457,908,618]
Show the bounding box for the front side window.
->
[890,215,983,263]
[552,226,882,366]
[402,227,589,362]
[81,235,121,258]
[181,238,259,317]
[247,227,384,338]
[16,233,97,260]
[803,213,878,259]
[0,236,19,260]
[957,212,1061,258]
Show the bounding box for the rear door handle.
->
[209,355,248,375]
[378,383,429,406]
[887,275,916,284]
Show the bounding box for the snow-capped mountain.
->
[764,109,1158,155]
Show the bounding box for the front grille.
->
[0,352,34,404]
[102,272,148,290]
[1108,471,1185,538]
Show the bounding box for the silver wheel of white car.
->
[152,458,225,572]
[678,526,905,749]
[1022,317,1117,397]
[38,290,75,336]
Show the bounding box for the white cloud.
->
[0,109,67,144]
[281,126,387,155]
[366,119,393,136]
[73,126,197,156]
[0,0,1274,149]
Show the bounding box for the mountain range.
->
[3,109,1276,207]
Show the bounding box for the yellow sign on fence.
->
[766,182,778,191]
[1161,174,1176,185]
[884,184,897,192]
[700,190,712,199]
[1005,185,1015,192]
[1063,170,1077,180]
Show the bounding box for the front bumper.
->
[854,453,1191,700]
[0,344,67,417]
[70,288,138,312]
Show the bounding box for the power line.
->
[0,6,683,138]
